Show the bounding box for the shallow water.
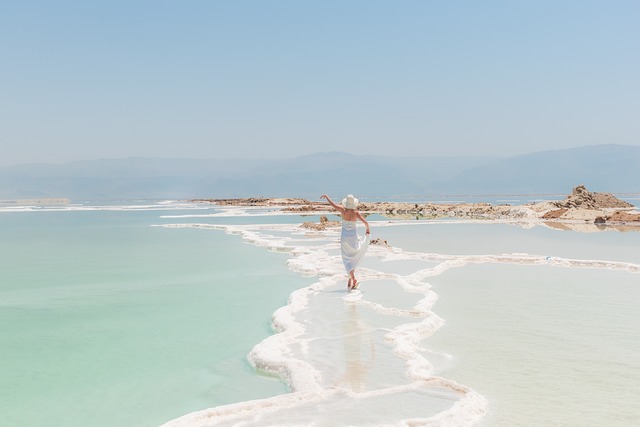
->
[0,206,312,427]
[162,218,639,426]
[427,264,640,427]
[2,203,639,426]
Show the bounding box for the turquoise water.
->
[0,208,311,427]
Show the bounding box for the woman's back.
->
[342,209,358,221]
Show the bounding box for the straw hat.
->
[341,194,359,209]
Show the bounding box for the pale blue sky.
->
[1,1,638,166]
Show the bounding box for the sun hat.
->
[341,194,359,209]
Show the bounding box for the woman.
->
[320,194,370,290]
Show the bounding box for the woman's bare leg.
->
[350,270,358,289]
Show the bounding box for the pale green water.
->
[379,222,640,426]
[3,208,640,427]
[427,264,640,427]
[381,221,640,264]
[0,209,311,427]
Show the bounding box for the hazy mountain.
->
[0,157,267,200]
[437,144,640,194]
[223,152,499,199]
[1,145,638,201]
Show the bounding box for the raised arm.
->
[320,194,345,214]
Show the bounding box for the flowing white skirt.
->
[341,220,370,273]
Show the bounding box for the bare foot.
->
[352,280,359,290]
[347,278,353,290]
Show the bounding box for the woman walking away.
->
[320,194,370,290]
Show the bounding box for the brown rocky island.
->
[192,185,640,232]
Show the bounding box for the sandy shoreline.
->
[192,186,640,232]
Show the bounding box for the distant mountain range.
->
[1,144,639,201]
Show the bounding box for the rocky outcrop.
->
[541,208,568,219]
[358,202,521,220]
[195,197,317,206]
[300,215,340,231]
[194,186,639,231]
[370,238,390,247]
[536,185,637,224]
[607,211,640,222]
[551,185,633,210]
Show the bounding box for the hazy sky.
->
[1,1,639,166]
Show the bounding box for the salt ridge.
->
[159,220,639,427]
[161,222,488,426]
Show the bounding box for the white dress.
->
[341,220,370,273]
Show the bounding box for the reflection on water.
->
[544,220,640,233]
[335,304,376,392]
